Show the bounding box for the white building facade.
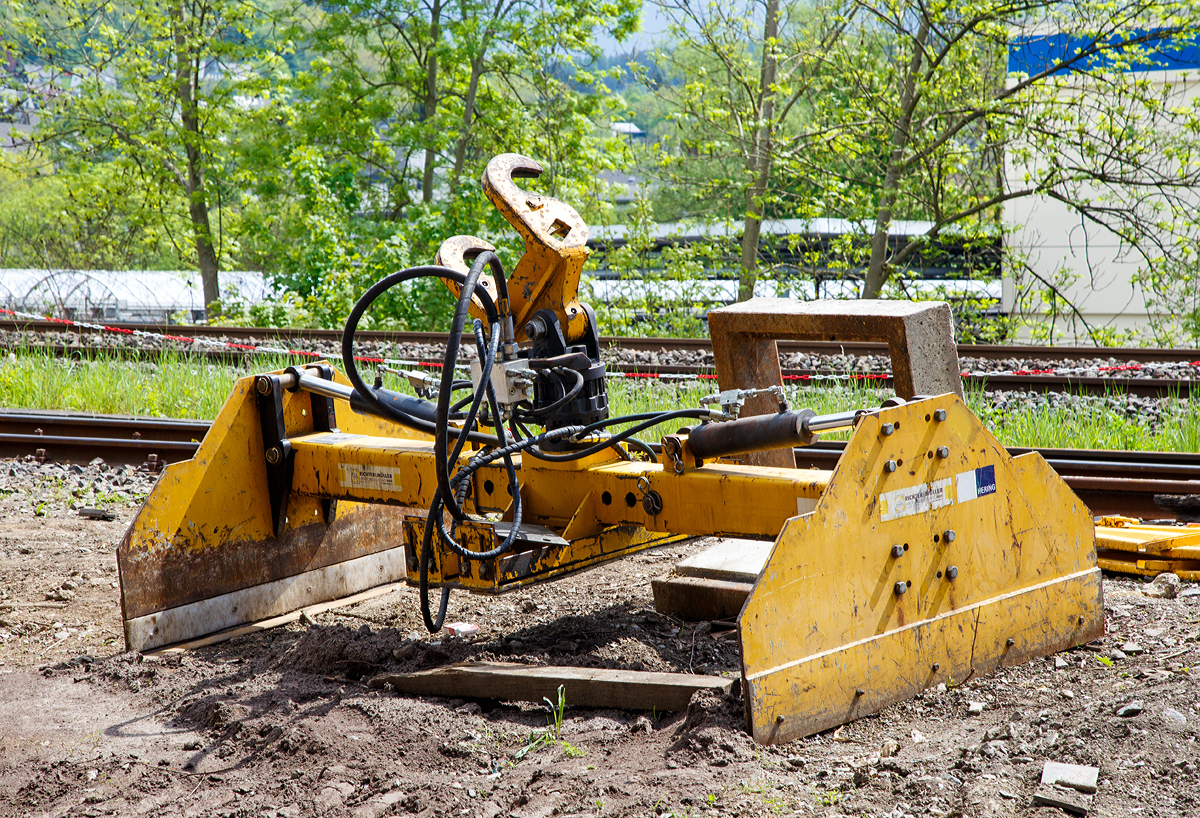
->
[1003,29,1200,343]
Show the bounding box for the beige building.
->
[1003,33,1200,344]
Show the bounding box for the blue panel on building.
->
[1009,29,1200,75]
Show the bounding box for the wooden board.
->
[652,574,752,621]
[369,662,734,712]
[674,539,772,583]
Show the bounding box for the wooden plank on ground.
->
[369,661,733,711]
[674,539,772,582]
[652,574,752,621]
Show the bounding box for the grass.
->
[0,348,294,419]
[2,347,1199,451]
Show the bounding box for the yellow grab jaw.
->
[738,395,1103,743]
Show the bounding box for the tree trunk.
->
[172,1,219,314]
[861,14,930,299]
[450,52,488,193]
[451,0,504,193]
[737,0,780,302]
[421,0,443,204]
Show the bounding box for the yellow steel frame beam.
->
[287,433,829,541]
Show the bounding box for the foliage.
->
[643,0,841,300]
[632,0,1200,344]
[2,0,298,307]
[283,0,637,209]
[0,160,182,271]
[4,0,1198,341]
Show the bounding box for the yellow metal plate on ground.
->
[738,395,1103,743]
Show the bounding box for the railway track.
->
[5,319,1200,397]
[2,409,1196,522]
[6,316,1200,360]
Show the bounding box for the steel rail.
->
[1,409,1196,521]
[5,318,1200,363]
[0,410,209,471]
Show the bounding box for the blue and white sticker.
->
[955,465,997,503]
[879,464,997,521]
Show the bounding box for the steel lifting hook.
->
[436,154,590,342]
[434,234,501,326]
[484,154,590,342]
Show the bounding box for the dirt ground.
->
[1,456,1199,818]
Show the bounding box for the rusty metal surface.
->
[117,366,430,636]
[481,154,590,341]
[708,298,963,468]
[117,503,413,620]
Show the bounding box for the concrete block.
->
[708,298,962,467]
[1041,761,1099,793]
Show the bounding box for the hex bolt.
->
[944,529,956,543]
[881,423,895,436]
[776,715,785,724]
[932,662,941,672]
[933,409,947,421]
[890,544,905,559]
[894,581,908,595]
[884,460,897,473]
[855,688,865,697]
[265,446,282,464]
[1006,638,1016,648]
[256,377,272,395]
[524,316,548,341]
[936,446,950,458]
[946,565,959,580]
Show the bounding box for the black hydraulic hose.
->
[524,409,710,462]
[341,265,500,445]
[623,436,656,461]
[439,318,501,521]
[429,425,583,564]
[434,252,508,522]
[451,426,583,487]
[520,367,585,418]
[419,490,451,633]
[578,409,710,436]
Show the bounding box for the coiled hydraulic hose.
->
[342,256,715,633]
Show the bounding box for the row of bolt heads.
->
[881,409,947,472]
[884,408,955,596]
